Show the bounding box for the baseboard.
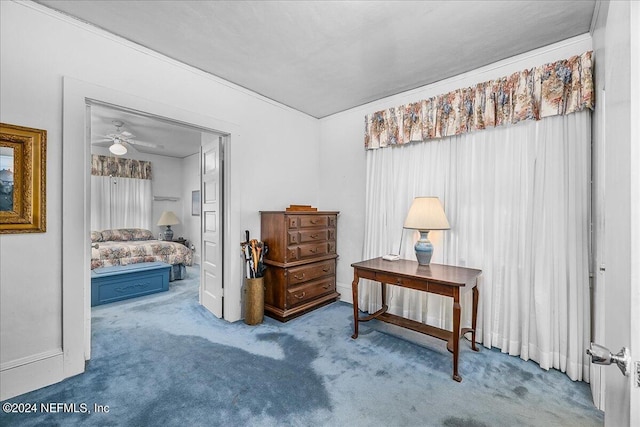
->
[1,350,64,401]
[337,281,352,304]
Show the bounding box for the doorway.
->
[62,78,242,375]
[87,100,226,343]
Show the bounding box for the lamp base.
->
[414,230,433,265]
[163,226,174,241]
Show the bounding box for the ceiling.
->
[36,0,595,119]
[90,104,203,158]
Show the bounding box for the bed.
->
[91,228,193,281]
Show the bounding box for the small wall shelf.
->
[153,196,180,202]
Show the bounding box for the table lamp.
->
[157,210,180,241]
[403,197,450,265]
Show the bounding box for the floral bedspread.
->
[91,240,193,269]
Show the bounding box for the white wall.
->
[181,152,201,264]
[319,35,594,301]
[0,1,319,399]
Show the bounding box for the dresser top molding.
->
[260,211,340,214]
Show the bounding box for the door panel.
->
[599,2,638,425]
[200,136,223,318]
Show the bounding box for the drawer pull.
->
[294,273,305,280]
[322,283,332,290]
[309,248,318,253]
[322,268,330,272]
[396,278,403,284]
[310,234,319,239]
[310,219,318,224]
[294,292,306,299]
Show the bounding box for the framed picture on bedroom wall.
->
[0,123,47,234]
[192,190,200,216]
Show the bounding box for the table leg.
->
[351,271,360,339]
[381,281,387,307]
[452,290,462,382]
[471,284,479,352]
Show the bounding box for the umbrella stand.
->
[240,232,267,325]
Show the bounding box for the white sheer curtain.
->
[91,175,152,231]
[361,111,591,381]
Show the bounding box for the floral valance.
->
[91,154,152,180]
[364,51,593,149]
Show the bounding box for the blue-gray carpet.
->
[1,266,603,426]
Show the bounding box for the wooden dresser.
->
[260,210,340,321]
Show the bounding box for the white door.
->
[631,6,640,423]
[200,135,223,317]
[596,2,639,425]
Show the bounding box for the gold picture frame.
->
[0,123,46,234]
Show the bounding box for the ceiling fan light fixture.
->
[109,141,127,156]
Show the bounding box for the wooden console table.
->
[351,257,481,382]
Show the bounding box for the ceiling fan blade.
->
[92,138,112,143]
[128,140,164,149]
[91,140,113,147]
[122,141,139,153]
[120,131,134,138]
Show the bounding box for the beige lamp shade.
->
[157,211,180,226]
[403,197,450,230]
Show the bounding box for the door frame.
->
[63,78,244,370]
[629,2,639,423]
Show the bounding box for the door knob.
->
[586,343,630,376]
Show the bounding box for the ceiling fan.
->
[92,120,164,156]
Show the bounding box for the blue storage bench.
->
[91,262,171,306]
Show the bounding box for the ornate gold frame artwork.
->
[0,123,46,234]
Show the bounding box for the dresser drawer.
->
[287,259,335,286]
[287,243,331,262]
[299,215,330,228]
[287,277,335,307]
[287,231,300,245]
[288,229,331,245]
[374,271,439,293]
[287,214,335,229]
[299,229,329,243]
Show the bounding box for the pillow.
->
[91,231,103,243]
[101,228,155,241]
[129,228,155,241]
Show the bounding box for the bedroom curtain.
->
[361,110,591,382]
[91,155,153,231]
[364,51,593,149]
